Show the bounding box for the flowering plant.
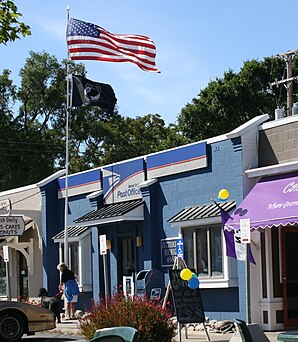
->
[18,296,40,306]
[79,292,177,342]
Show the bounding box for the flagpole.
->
[64,5,71,266]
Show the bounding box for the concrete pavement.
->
[51,319,283,341]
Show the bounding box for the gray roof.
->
[52,225,90,240]
[74,198,144,224]
[168,200,236,223]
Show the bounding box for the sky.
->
[1,0,298,125]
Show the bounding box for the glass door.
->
[281,227,298,327]
[119,237,135,278]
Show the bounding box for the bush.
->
[79,292,177,342]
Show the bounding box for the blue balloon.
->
[188,277,200,289]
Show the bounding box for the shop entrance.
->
[119,237,135,279]
[17,251,28,300]
[281,227,298,327]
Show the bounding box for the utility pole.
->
[270,49,298,117]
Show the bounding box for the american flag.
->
[67,18,160,73]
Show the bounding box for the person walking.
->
[57,262,80,320]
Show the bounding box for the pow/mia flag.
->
[71,75,117,114]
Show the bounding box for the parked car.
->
[0,300,55,342]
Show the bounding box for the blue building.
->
[38,115,268,322]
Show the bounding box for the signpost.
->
[99,234,109,298]
[240,218,251,324]
[3,246,11,300]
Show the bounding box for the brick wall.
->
[259,119,298,166]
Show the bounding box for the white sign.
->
[0,199,11,210]
[99,234,107,255]
[0,216,25,236]
[3,246,9,262]
[240,218,251,244]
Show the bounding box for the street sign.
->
[176,238,184,258]
[99,234,107,255]
[0,216,25,236]
[240,218,251,244]
[3,246,9,262]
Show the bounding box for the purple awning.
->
[224,172,298,231]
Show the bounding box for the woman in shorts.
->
[57,263,79,320]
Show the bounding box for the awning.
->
[224,172,298,231]
[168,200,236,227]
[52,225,90,240]
[74,198,144,226]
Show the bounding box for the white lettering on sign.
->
[283,181,298,193]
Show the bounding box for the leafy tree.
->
[0,51,186,189]
[177,57,293,141]
[0,0,31,44]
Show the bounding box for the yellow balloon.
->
[180,268,192,281]
[218,188,229,201]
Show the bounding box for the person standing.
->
[57,263,79,320]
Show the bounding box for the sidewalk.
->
[173,326,281,341]
[51,320,282,341]
[51,320,280,342]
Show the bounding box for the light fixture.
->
[106,240,112,250]
[136,236,143,247]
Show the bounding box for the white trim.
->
[226,114,269,139]
[0,184,37,197]
[245,160,298,178]
[260,113,298,130]
[36,169,66,187]
[199,278,238,288]
[86,190,103,199]
[138,179,158,188]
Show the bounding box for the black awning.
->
[74,198,144,226]
[52,225,90,240]
[168,200,236,224]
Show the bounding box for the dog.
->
[38,287,61,323]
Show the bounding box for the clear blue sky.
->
[1,0,298,124]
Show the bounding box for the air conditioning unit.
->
[275,108,285,120]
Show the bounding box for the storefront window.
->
[183,224,223,278]
[61,242,79,280]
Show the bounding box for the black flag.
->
[71,75,117,114]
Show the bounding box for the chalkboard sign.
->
[168,269,205,324]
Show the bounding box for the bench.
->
[89,326,138,342]
[277,331,298,341]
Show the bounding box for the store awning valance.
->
[74,198,144,226]
[224,172,298,231]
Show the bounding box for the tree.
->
[177,57,293,141]
[0,51,186,189]
[98,114,188,166]
[0,0,31,44]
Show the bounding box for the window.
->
[183,224,223,278]
[61,242,79,280]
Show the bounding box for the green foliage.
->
[177,57,291,141]
[0,0,31,44]
[79,293,177,342]
[0,50,185,190]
